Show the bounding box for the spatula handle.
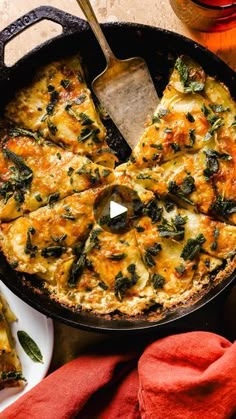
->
[76,0,117,66]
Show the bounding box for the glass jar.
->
[169,0,236,31]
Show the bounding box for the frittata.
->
[0,293,25,390]
[0,54,235,318]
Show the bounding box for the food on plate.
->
[0,293,25,389]
[0,54,235,318]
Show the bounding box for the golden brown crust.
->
[0,133,114,221]
[5,56,117,168]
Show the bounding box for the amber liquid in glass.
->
[170,0,236,31]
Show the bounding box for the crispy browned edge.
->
[0,378,24,391]
[16,255,235,323]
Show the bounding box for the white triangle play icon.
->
[110,200,127,219]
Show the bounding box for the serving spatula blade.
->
[92,56,159,149]
[76,0,159,149]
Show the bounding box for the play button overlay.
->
[94,185,143,234]
[110,201,127,219]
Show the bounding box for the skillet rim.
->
[0,6,235,333]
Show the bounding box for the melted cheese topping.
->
[5,56,116,167]
[122,148,235,222]
[0,189,97,282]
[0,135,114,221]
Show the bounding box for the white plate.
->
[0,281,54,411]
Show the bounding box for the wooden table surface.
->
[0,0,235,368]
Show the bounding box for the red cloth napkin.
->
[2,331,236,419]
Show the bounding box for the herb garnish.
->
[98,281,109,290]
[17,330,43,363]
[152,108,169,124]
[1,148,33,205]
[108,253,127,261]
[69,254,86,287]
[181,176,196,195]
[47,85,54,92]
[143,199,163,223]
[158,215,187,241]
[79,112,94,126]
[77,71,84,83]
[102,169,111,178]
[48,192,60,206]
[231,116,236,127]
[164,199,175,213]
[205,115,224,140]
[210,104,230,113]
[201,104,210,117]
[152,273,165,289]
[144,243,162,267]
[65,105,94,126]
[1,371,26,382]
[75,94,87,105]
[136,173,152,180]
[174,57,205,93]
[3,148,33,180]
[9,127,40,142]
[186,128,195,148]
[158,108,169,118]
[186,112,195,122]
[65,103,79,120]
[61,214,76,221]
[87,228,102,252]
[90,168,101,185]
[78,127,100,143]
[46,87,59,115]
[210,195,236,218]
[69,229,101,287]
[136,225,145,232]
[175,264,186,276]
[41,246,66,258]
[181,234,206,261]
[170,143,181,153]
[60,79,71,89]
[10,261,19,269]
[150,143,163,150]
[67,167,74,177]
[47,120,57,135]
[114,264,139,301]
[211,227,219,251]
[24,227,38,257]
[203,149,231,179]
[168,176,195,204]
[51,233,67,243]
[35,193,42,202]
[164,128,173,134]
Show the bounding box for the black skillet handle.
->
[0,6,87,76]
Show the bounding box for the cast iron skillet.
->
[0,6,235,333]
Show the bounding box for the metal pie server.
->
[76,0,159,149]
